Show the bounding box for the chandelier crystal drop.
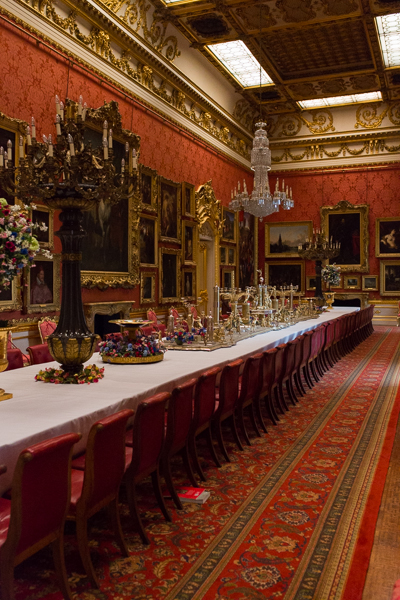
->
[229,121,294,221]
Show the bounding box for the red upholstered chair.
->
[6,331,29,365]
[237,353,264,445]
[147,310,166,337]
[278,340,300,407]
[5,349,24,371]
[170,307,189,332]
[27,343,54,365]
[188,367,222,482]
[0,432,81,600]
[259,348,279,425]
[68,409,134,588]
[273,345,289,413]
[124,392,171,545]
[213,358,244,462]
[38,317,57,344]
[162,378,198,509]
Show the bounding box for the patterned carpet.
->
[12,326,400,600]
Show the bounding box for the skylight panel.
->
[376,13,400,68]
[298,92,382,109]
[207,41,273,88]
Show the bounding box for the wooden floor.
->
[363,411,400,600]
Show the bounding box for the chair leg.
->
[303,364,314,388]
[126,481,150,545]
[151,469,172,523]
[108,497,129,556]
[228,414,245,451]
[248,402,262,437]
[162,456,183,510]
[286,379,297,405]
[310,360,320,382]
[51,537,74,600]
[75,517,99,588]
[180,446,199,488]
[254,394,268,432]
[274,386,286,414]
[294,372,305,397]
[264,391,279,425]
[188,435,207,482]
[237,404,252,446]
[0,555,14,600]
[213,419,231,462]
[279,383,290,411]
[205,427,222,468]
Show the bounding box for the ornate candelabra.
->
[298,229,340,305]
[0,96,138,373]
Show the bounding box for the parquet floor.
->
[363,411,400,600]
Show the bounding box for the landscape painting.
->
[266,221,312,258]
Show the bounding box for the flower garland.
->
[99,331,165,359]
[0,198,51,288]
[321,263,341,288]
[35,364,104,384]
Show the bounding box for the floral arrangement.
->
[0,198,51,289]
[321,263,341,288]
[99,331,165,359]
[165,328,206,345]
[35,364,104,384]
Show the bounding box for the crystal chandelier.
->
[229,120,294,220]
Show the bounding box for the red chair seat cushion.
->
[0,497,11,548]
[125,445,133,471]
[71,454,86,470]
[69,469,85,513]
[125,430,133,447]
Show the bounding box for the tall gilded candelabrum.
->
[0,96,138,373]
[298,229,340,305]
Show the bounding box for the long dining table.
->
[0,307,357,494]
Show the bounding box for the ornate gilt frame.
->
[380,261,400,296]
[265,221,313,258]
[0,111,28,205]
[362,274,378,291]
[30,204,54,250]
[140,271,156,304]
[0,277,22,312]
[343,275,361,289]
[26,253,61,314]
[80,101,140,289]
[375,217,400,258]
[320,200,369,273]
[182,220,197,266]
[196,181,224,291]
[182,268,196,301]
[306,276,317,291]
[265,261,305,293]
[159,247,181,304]
[159,176,181,244]
[140,165,158,214]
[182,182,196,218]
[221,266,236,289]
[139,213,158,267]
[221,207,237,244]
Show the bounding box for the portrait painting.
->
[183,222,195,265]
[159,248,181,303]
[160,178,180,243]
[0,277,21,311]
[140,272,156,304]
[139,216,157,266]
[31,206,53,249]
[376,218,400,257]
[344,275,360,289]
[27,254,60,313]
[362,275,378,291]
[265,262,304,292]
[141,173,152,206]
[140,166,157,213]
[239,212,255,288]
[0,126,16,204]
[265,221,313,258]
[182,182,195,217]
[182,269,195,299]
[220,246,226,265]
[321,201,369,272]
[380,261,400,296]
[222,208,236,243]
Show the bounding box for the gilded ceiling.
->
[152,0,400,116]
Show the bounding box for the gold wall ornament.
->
[320,200,369,273]
[195,180,224,235]
[355,102,400,129]
[267,110,335,138]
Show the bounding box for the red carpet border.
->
[11,327,400,600]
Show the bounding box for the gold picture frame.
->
[139,214,158,267]
[159,176,181,244]
[0,110,27,205]
[306,276,317,291]
[80,101,140,289]
[26,253,61,313]
[182,182,195,218]
[362,275,378,291]
[30,204,54,250]
[182,268,196,300]
[140,165,158,214]
[265,261,305,293]
[0,276,21,312]
[159,247,181,303]
[320,200,369,272]
[330,275,342,289]
[183,220,196,266]
[343,275,361,289]
[375,217,400,258]
[222,207,237,244]
[380,261,400,296]
[265,221,313,258]
[220,246,227,265]
[140,271,156,304]
[221,266,235,289]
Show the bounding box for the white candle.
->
[60,101,64,121]
[26,125,31,146]
[103,120,108,140]
[282,179,285,191]
[55,115,61,136]
[121,158,125,174]
[78,95,83,117]
[55,94,60,115]
[82,102,87,121]
[125,142,129,155]
[132,148,137,169]
[48,134,53,157]
[103,138,108,160]
[238,180,241,192]
[67,134,75,157]
[0,147,3,167]
[31,117,36,139]
[108,128,113,149]
[7,140,12,161]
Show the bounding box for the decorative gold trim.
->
[80,101,140,289]
[140,165,158,214]
[355,102,400,130]
[343,275,361,289]
[0,277,22,312]
[182,220,197,266]
[140,271,156,304]
[26,253,61,314]
[320,200,369,273]
[380,261,400,297]
[375,217,400,258]
[195,181,223,288]
[159,176,181,244]
[139,213,158,267]
[102,353,164,364]
[362,275,378,291]
[265,221,313,258]
[159,247,181,304]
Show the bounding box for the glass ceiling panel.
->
[376,13,400,68]
[207,41,273,88]
[298,92,382,109]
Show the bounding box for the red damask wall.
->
[261,166,400,300]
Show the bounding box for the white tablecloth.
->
[0,308,356,494]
